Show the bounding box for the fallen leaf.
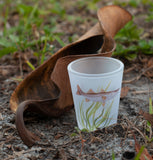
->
[134,135,153,160]
[55,133,63,140]
[147,57,153,68]
[139,109,153,126]
[120,86,129,98]
[146,57,153,78]
[135,143,153,160]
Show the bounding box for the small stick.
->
[124,66,135,74]
[0,65,17,69]
[123,66,153,84]
[131,90,153,94]
[78,131,86,157]
[123,116,146,143]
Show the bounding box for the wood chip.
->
[120,86,129,98]
[55,133,63,140]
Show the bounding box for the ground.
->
[0,1,153,160]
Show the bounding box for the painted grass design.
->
[78,82,114,131]
[78,100,114,131]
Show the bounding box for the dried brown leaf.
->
[134,138,153,160]
[139,109,153,126]
[133,134,153,160]
[55,133,63,140]
[147,57,153,68]
[120,86,129,98]
[146,58,153,77]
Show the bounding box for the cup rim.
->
[67,57,124,77]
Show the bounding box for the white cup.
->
[67,57,124,131]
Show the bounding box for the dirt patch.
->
[1,57,153,160]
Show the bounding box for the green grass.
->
[0,0,68,66]
[112,0,153,60]
[145,97,153,143]
[0,0,99,67]
[112,150,115,160]
[146,2,153,22]
[134,145,145,160]
[0,0,153,67]
[113,0,153,7]
[113,19,153,60]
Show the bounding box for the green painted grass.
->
[78,100,114,131]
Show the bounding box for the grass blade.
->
[79,100,86,128]
[112,150,115,160]
[54,35,65,47]
[25,4,38,29]
[92,102,102,129]
[149,97,153,114]
[26,60,35,70]
[85,102,95,129]
[94,107,105,125]
[104,81,111,91]
[0,47,17,58]
[96,101,113,128]
[134,145,145,160]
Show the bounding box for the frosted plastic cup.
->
[67,57,124,131]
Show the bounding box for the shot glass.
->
[67,57,124,131]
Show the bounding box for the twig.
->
[147,124,152,139]
[0,131,16,148]
[4,155,15,160]
[123,66,153,84]
[123,75,141,84]
[78,131,86,157]
[123,116,146,143]
[0,112,3,120]
[0,65,17,69]
[90,156,100,160]
[131,90,153,94]
[124,66,135,74]
[3,125,16,133]
[144,73,153,82]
